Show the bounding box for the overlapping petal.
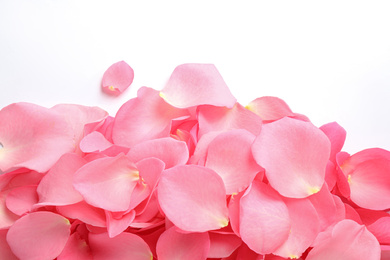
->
[246,96,294,122]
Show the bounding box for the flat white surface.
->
[1,0,389,154]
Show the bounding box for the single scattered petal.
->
[89,232,152,260]
[0,103,74,172]
[205,129,262,194]
[252,117,331,198]
[102,61,134,95]
[208,232,242,258]
[5,185,38,215]
[160,63,236,108]
[57,232,93,260]
[240,181,291,255]
[158,165,229,232]
[246,96,294,122]
[198,103,262,137]
[306,219,381,260]
[36,153,86,206]
[112,87,189,147]
[6,212,71,260]
[127,137,189,168]
[79,131,113,153]
[156,227,210,260]
[320,122,346,164]
[73,154,139,212]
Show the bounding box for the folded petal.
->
[106,210,136,238]
[205,129,262,194]
[89,232,152,260]
[158,165,229,232]
[102,61,134,95]
[73,154,139,211]
[0,103,74,172]
[160,63,236,108]
[6,212,71,260]
[246,96,294,122]
[240,181,291,254]
[156,227,210,260]
[306,219,381,260]
[252,117,330,198]
[112,87,188,147]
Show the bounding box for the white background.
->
[1,0,389,154]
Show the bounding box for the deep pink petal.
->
[57,201,106,227]
[160,63,236,108]
[89,232,152,260]
[79,131,113,153]
[306,219,381,260]
[158,165,229,232]
[6,212,71,260]
[0,103,74,172]
[0,229,18,260]
[5,185,38,215]
[102,61,134,95]
[344,203,363,224]
[320,122,346,164]
[205,129,262,194]
[252,117,331,198]
[246,96,294,122]
[198,103,262,137]
[112,87,189,147]
[73,154,139,211]
[240,181,291,254]
[156,227,210,260]
[36,153,85,206]
[356,208,390,245]
[127,137,189,168]
[208,232,242,258]
[57,232,93,260]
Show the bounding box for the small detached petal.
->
[102,61,134,95]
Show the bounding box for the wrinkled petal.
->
[102,61,134,95]
[5,185,38,215]
[252,117,330,198]
[0,103,74,172]
[89,232,152,260]
[156,227,210,260]
[205,129,262,194]
[198,103,262,137]
[36,153,86,206]
[240,181,291,254]
[112,87,189,147]
[208,232,242,258]
[127,137,189,168]
[306,219,381,260]
[6,212,71,260]
[73,154,139,212]
[158,165,229,232]
[160,63,236,108]
[79,131,113,153]
[246,96,294,122]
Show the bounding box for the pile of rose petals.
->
[0,63,389,260]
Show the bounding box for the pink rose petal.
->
[102,61,134,95]
[89,232,152,260]
[73,154,139,212]
[252,117,331,198]
[320,122,346,164]
[208,232,242,258]
[57,201,106,227]
[6,212,71,260]
[79,131,113,153]
[156,227,210,260]
[240,181,291,254]
[105,210,136,238]
[0,229,18,260]
[57,232,93,260]
[0,192,19,229]
[160,63,236,108]
[246,96,294,122]
[5,185,38,215]
[356,208,390,245]
[158,165,229,232]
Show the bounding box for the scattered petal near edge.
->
[102,61,134,96]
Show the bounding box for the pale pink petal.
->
[5,185,38,215]
[208,232,242,258]
[0,192,19,229]
[57,201,106,227]
[205,129,262,194]
[320,122,346,164]
[79,131,113,153]
[106,210,136,238]
[198,103,262,137]
[356,208,390,245]
[89,232,152,260]
[160,63,236,108]
[273,198,320,259]
[0,229,18,260]
[127,137,189,168]
[0,103,75,172]
[188,131,222,165]
[252,117,331,198]
[112,87,189,147]
[228,190,245,236]
[6,212,71,260]
[156,227,210,260]
[340,149,390,210]
[102,61,134,95]
[240,181,291,254]
[73,154,139,211]
[57,232,93,260]
[246,96,294,122]
[158,165,229,232]
[36,153,85,206]
[306,219,381,260]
